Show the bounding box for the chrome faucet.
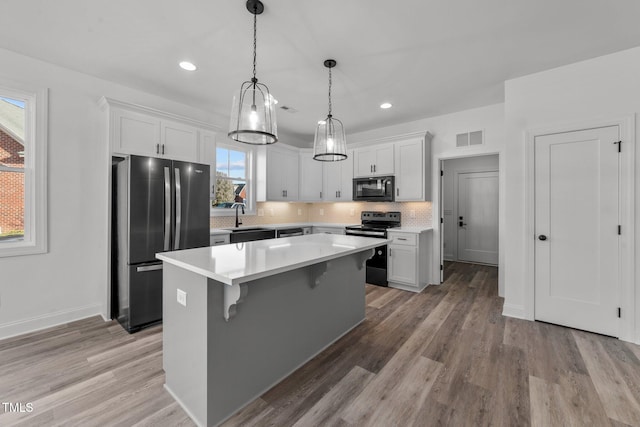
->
[231,202,245,228]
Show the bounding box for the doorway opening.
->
[440,154,499,282]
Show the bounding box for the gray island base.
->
[157,234,385,426]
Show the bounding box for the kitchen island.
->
[156,233,387,427]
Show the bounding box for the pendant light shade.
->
[228,0,278,145]
[314,59,347,161]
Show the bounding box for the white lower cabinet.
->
[210,233,230,246]
[387,230,432,292]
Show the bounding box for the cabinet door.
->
[323,161,341,201]
[200,130,217,198]
[388,244,417,285]
[374,144,395,175]
[162,120,199,162]
[354,148,376,177]
[300,152,323,201]
[266,149,285,200]
[113,109,161,156]
[340,150,354,200]
[283,150,299,200]
[395,138,423,201]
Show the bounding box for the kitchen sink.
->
[228,227,276,243]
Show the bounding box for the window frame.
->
[210,142,255,217]
[0,81,48,257]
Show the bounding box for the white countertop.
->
[157,234,388,286]
[389,226,433,233]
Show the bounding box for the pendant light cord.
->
[328,66,332,116]
[252,12,257,81]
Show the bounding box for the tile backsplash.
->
[210,201,432,228]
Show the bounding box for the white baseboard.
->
[502,303,526,319]
[0,303,103,340]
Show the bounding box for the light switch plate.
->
[257,208,264,217]
[319,208,324,216]
[350,209,355,216]
[177,289,187,307]
[268,208,274,216]
[297,208,302,216]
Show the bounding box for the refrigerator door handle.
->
[164,166,171,251]
[174,167,182,250]
[137,264,163,272]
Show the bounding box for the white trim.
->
[0,304,103,341]
[502,303,526,319]
[0,82,48,258]
[523,115,635,342]
[210,143,256,217]
[99,97,220,132]
[348,130,432,149]
[434,151,504,295]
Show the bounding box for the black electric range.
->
[345,211,401,286]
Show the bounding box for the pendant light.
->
[313,59,347,161]
[228,0,278,145]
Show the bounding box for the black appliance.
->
[352,176,395,202]
[112,155,210,332]
[276,227,304,238]
[345,211,401,286]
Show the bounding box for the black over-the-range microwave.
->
[352,176,394,202]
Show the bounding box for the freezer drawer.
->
[118,263,163,332]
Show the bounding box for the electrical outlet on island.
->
[177,289,187,307]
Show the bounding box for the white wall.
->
[0,48,218,339]
[442,155,499,261]
[503,46,640,342]
[349,103,506,295]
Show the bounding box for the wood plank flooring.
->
[1,262,640,426]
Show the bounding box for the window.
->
[212,144,253,214]
[0,83,47,257]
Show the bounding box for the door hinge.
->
[614,140,622,152]
[440,170,444,176]
[440,264,444,271]
[618,225,622,235]
[618,307,621,318]
[440,217,444,224]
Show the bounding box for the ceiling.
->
[2,0,640,147]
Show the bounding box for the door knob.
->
[538,235,547,241]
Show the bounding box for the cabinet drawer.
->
[210,234,230,246]
[388,233,417,246]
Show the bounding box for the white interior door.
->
[457,171,499,264]
[534,126,619,337]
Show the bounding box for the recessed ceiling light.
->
[380,102,392,109]
[179,61,197,71]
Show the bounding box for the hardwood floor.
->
[2,262,640,426]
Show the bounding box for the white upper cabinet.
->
[299,150,324,202]
[161,119,199,162]
[353,143,394,177]
[258,145,299,201]
[199,130,217,198]
[395,135,431,201]
[112,108,161,156]
[103,97,216,163]
[323,149,354,201]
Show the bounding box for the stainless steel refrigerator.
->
[113,155,210,332]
